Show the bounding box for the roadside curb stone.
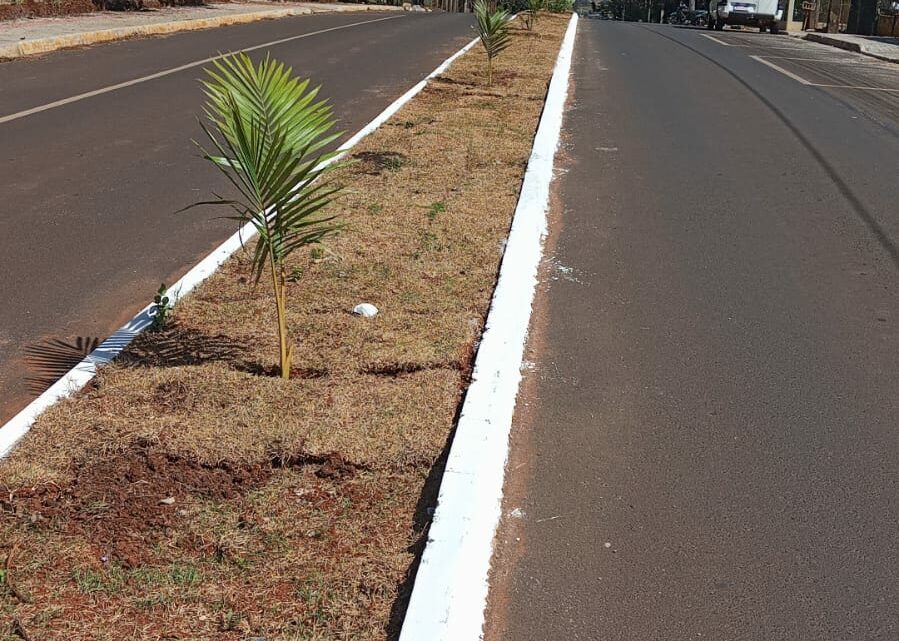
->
[802,31,899,64]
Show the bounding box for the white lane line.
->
[757,56,863,62]
[751,54,812,84]
[758,55,899,68]
[700,33,823,51]
[698,35,801,48]
[753,44,815,49]
[813,83,899,92]
[0,28,480,459]
[751,55,899,91]
[397,12,579,641]
[0,15,402,126]
[700,33,733,46]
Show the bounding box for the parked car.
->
[707,0,784,32]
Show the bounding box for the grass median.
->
[0,14,568,640]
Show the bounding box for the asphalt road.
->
[0,11,474,422]
[487,21,899,640]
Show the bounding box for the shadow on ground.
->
[23,336,101,393]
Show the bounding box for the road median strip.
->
[0,12,572,640]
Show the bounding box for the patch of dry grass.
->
[1,14,569,641]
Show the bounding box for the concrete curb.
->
[397,13,579,641]
[803,32,899,64]
[0,4,398,60]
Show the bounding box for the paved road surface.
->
[487,22,898,640]
[0,11,474,422]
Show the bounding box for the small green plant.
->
[475,0,513,86]
[421,231,440,251]
[220,610,243,631]
[384,155,406,171]
[524,0,543,29]
[150,283,172,332]
[310,247,325,260]
[288,266,305,283]
[193,53,344,380]
[427,202,446,220]
[368,202,383,215]
[546,0,573,12]
[72,569,104,593]
[72,566,125,595]
[169,564,200,585]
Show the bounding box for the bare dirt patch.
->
[0,0,94,22]
[0,15,570,641]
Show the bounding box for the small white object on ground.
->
[353,303,379,317]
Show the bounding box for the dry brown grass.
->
[0,14,569,641]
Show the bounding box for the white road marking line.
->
[700,33,806,49]
[700,33,733,46]
[751,55,899,91]
[758,55,892,65]
[748,44,816,50]
[0,14,402,126]
[751,54,812,84]
[813,83,899,92]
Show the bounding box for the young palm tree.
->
[524,0,543,30]
[194,53,343,379]
[475,0,513,86]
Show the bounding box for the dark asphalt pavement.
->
[487,21,898,640]
[0,11,474,421]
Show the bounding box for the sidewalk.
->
[801,31,899,63]
[0,2,399,59]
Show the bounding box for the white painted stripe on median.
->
[0,31,480,459]
[398,13,579,641]
[810,83,899,92]
[700,33,733,46]
[758,56,867,63]
[751,54,812,84]
[0,15,402,126]
[751,54,899,91]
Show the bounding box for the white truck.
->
[707,0,784,32]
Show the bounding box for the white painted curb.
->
[0,33,481,459]
[398,13,579,641]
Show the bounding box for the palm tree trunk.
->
[270,257,291,380]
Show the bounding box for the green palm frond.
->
[474,0,513,85]
[194,52,344,378]
[524,0,543,30]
